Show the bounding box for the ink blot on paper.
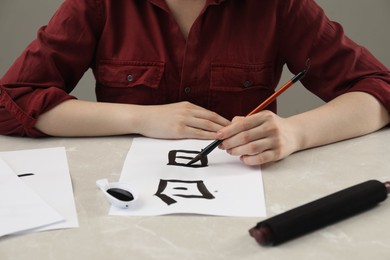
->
[167,150,208,168]
[154,179,215,205]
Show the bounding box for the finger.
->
[217,114,266,140]
[187,117,237,139]
[191,109,230,127]
[187,116,230,133]
[240,150,277,166]
[231,116,245,123]
[225,137,273,156]
[184,127,220,140]
[221,120,275,151]
[172,114,225,139]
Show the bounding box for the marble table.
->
[1,129,389,260]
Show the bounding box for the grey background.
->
[1,0,389,117]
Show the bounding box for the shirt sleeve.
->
[278,0,390,111]
[0,0,104,137]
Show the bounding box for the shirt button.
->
[127,75,134,82]
[184,87,191,94]
[243,80,253,88]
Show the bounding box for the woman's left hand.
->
[216,110,300,166]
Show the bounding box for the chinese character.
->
[167,150,208,168]
[154,179,215,205]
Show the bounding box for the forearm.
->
[289,92,390,151]
[34,99,230,138]
[35,99,140,137]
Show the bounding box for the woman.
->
[1,0,389,166]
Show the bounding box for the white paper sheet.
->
[109,138,266,217]
[0,147,79,232]
[0,158,64,237]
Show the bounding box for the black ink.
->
[17,173,35,178]
[174,187,188,190]
[155,179,215,205]
[107,188,134,202]
[167,150,208,168]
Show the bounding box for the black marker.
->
[249,180,390,246]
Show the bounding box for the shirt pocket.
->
[97,60,164,88]
[209,62,275,119]
[95,60,165,105]
[210,62,273,91]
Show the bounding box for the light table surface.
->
[1,129,389,260]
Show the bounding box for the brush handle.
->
[201,139,223,156]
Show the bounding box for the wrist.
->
[285,116,308,153]
[116,104,144,135]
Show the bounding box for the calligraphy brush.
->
[187,61,310,166]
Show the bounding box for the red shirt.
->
[1,0,390,137]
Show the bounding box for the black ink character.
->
[154,179,215,205]
[167,150,208,168]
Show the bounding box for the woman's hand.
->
[135,101,230,139]
[216,110,299,166]
[35,92,388,146]
[35,100,229,138]
[216,92,390,166]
